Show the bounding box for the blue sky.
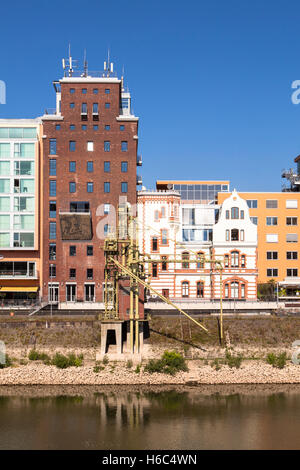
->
[1,0,300,191]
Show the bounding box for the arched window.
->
[225,283,229,298]
[231,281,239,298]
[231,207,239,219]
[231,251,239,267]
[224,255,229,268]
[182,252,189,269]
[241,283,245,298]
[196,281,204,298]
[182,281,189,297]
[231,229,239,241]
[197,252,205,269]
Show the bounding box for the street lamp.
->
[50,263,54,317]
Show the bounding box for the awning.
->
[0,287,38,292]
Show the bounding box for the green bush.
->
[266,352,287,369]
[103,355,109,365]
[93,364,104,373]
[0,354,12,369]
[28,349,50,363]
[126,359,133,369]
[212,358,221,371]
[51,352,83,369]
[135,364,141,374]
[144,350,188,376]
[225,350,243,369]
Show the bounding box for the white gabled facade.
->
[137,188,258,301]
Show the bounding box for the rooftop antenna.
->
[121,65,125,91]
[83,49,88,77]
[104,47,114,77]
[62,44,78,77]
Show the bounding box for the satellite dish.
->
[167,184,173,189]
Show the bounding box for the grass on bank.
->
[28,349,84,368]
[144,350,188,376]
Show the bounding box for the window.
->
[241,254,246,267]
[224,255,229,268]
[226,210,229,219]
[161,207,166,218]
[286,200,298,209]
[49,159,56,176]
[92,103,98,114]
[197,281,204,298]
[69,246,76,256]
[241,284,245,298]
[226,230,230,241]
[87,182,94,193]
[197,252,204,268]
[121,182,128,193]
[49,180,56,197]
[105,88,110,94]
[287,268,298,277]
[82,88,87,94]
[69,268,76,279]
[70,201,89,213]
[87,161,93,172]
[182,281,189,297]
[81,103,87,113]
[105,125,110,130]
[87,245,93,256]
[240,210,244,219]
[69,182,76,193]
[81,125,87,131]
[231,251,239,267]
[250,217,258,225]
[70,88,75,94]
[104,204,110,214]
[56,124,61,131]
[105,102,110,109]
[152,263,158,278]
[70,102,75,109]
[240,230,244,241]
[161,230,168,245]
[267,251,278,260]
[120,125,125,131]
[154,210,159,221]
[287,251,297,260]
[231,229,239,241]
[266,217,278,226]
[104,182,110,193]
[93,125,99,131]
[182,252,189,269]
[87,268,93,280]
[49,222,56,239]
[70,124,75,130]
[104,161,110,172]
[49,265,56,277]
[121,161,128,172]
[49,201,56,218]
[69,141,76,152]
[247,200,257,208]
[69,161,76,172]
[225,284,229,298]
[286,234,298,243]
[266,200,278,208]
[267,268,278,277]
[49,243,56,260]
[266,234,278,243]
[85,284,95,302]
[161,256,167,271]
[286,217,297,226]
[93,88,98,94]
[104,141,110,152]
[87,141,94,151]
[152,237,158,251]
[231,282,239,299]
[66,284,76,302]
[49,139,56,155]
[121,141,128,152]
[231,207,239,219]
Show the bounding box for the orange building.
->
[218,191,300,294]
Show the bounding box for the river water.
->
[0,385,299,450]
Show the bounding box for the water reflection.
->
[0,388,299,449]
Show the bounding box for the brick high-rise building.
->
[40,57,142,306]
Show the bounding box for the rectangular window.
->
[87,141,94,151]
[120,125,125,131]
[104,141,110,152]
[267,268,278,277]
[267,251,278,260]
[152,263,158,278]
[121,161,128,172]
[287,251,298,260]
[70,88,75,94]
[266,217,278,226]
[286,217,297,226]
[49,159,56,176]
[286,200,298,209]
[161,256,168,271]
[93,88,98,94]
[121,182,128,193]
[49,222,56,240]
[49,180,56,197]
[81,125,87,130]
[49,139,56,155]
[70,201,89,213]
[105,102,110,109]
[87,268,93,280]
[152,237,158,251]
[161,230,168,245]
[104,204,110,214]
[0,143,10,158]
[81,103,87,114]
[87,161,93,172]
[92,103,98,114]
[82,88,87,94]
[49,243,56,260]
[87,182,94,193]
[49,201,56,218]
[56,124,61,130]
[104,161,110,172]
[87,245,93,256]
[121,141,128,152]
[69,182,76,193]
[286,233,298,243]
[266,234,278,243]
[287,268,298,277]
[70,102,75,109]
[49,265,56,277]
[69,161,76,172]
[105,88,110,94]
[69,245,76,256]
[93,125,99,131]
[104,182,110,193]
[246,200,257,208]
[70,124,75,130]
[69,268,76,279]
[105,125,110,130]
[266,200,278,208]
[69,141,76,152]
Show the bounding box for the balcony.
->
[137,155,142,166]
[136,175,142,185]
[0,261,37,279]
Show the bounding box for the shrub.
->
[103,355,109,365]
[212,358,221,371]
[144,350,188,376]
[51,352,83,369]
[135,364,141,374]
[93,364,104,373]
[126,359,133,369]
[225,350,243,369]
[267,352,287,369]
[28,349,50,363]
